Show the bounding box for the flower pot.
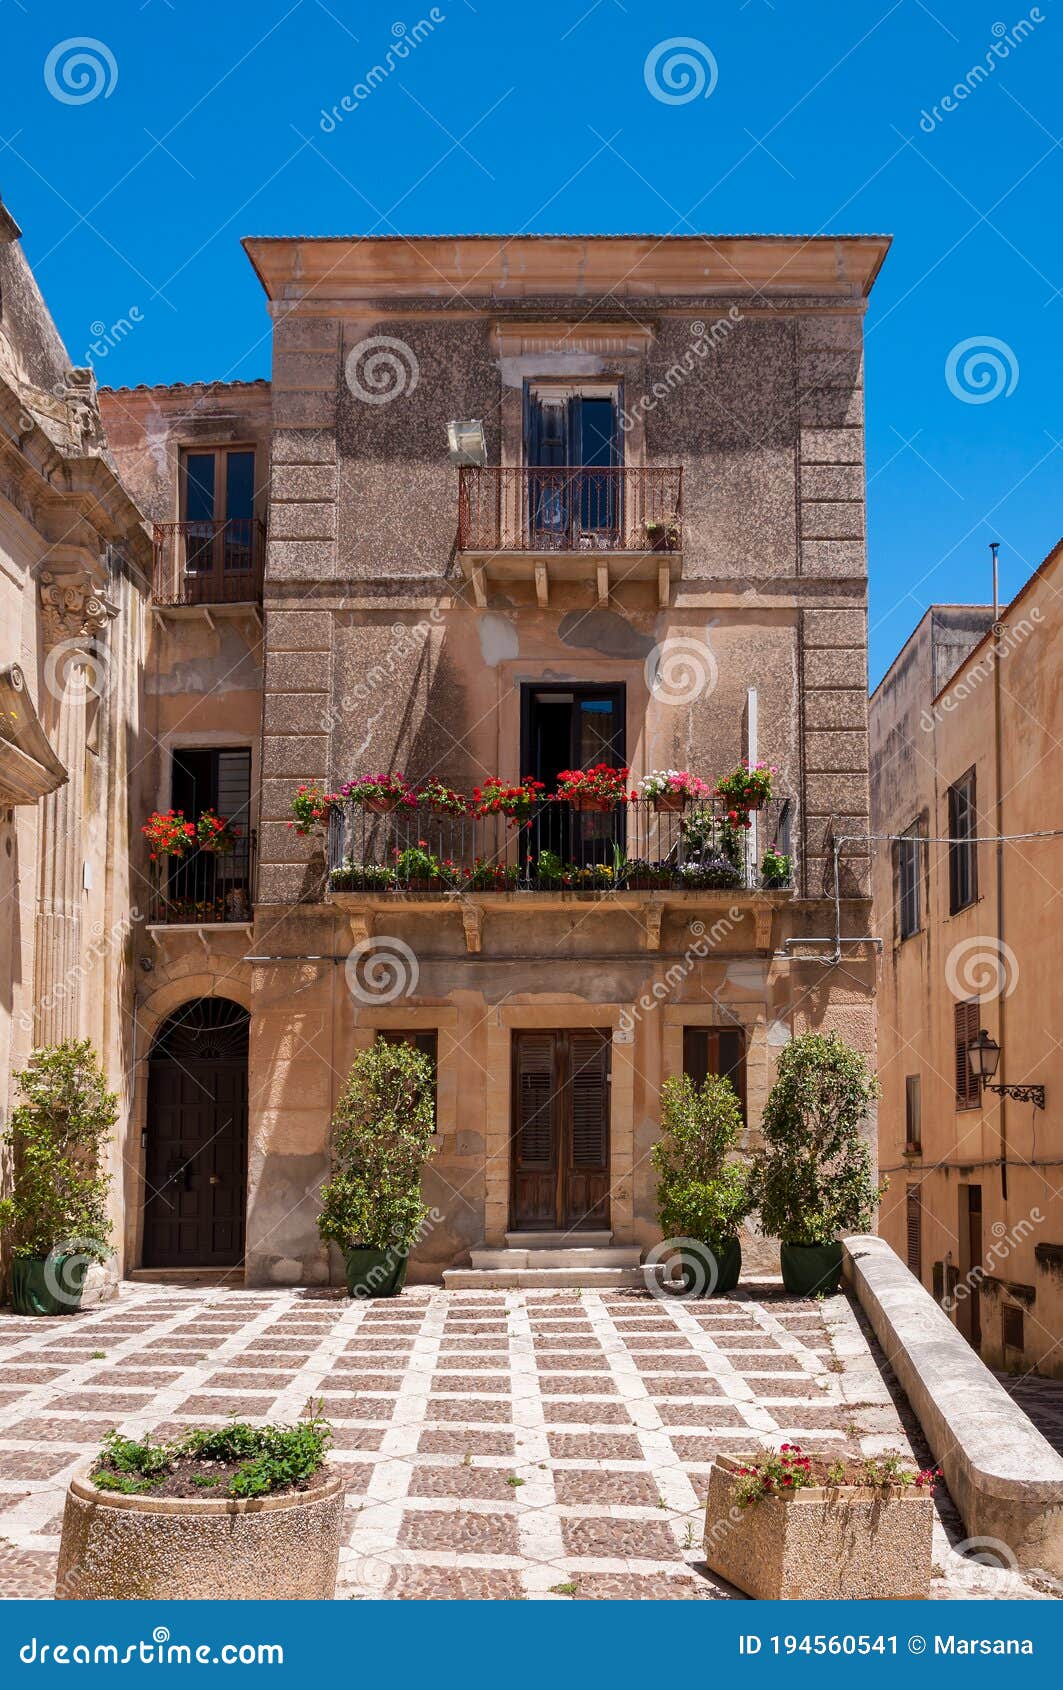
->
[780,1240,843,1297]
[652,792,687,813]
[567,796,613,813]
[703,1456,933,1600]
[55,1462,344,1600]
[344,1246,409,1298]
[10,1255,87,1317]
[363,797,400,814]
[673,1237,742,1295]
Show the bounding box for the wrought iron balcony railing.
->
[327,799,791,895]
[148,831,257,925]
[152,518,265,607]
[457,466,683,554]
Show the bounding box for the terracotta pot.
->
[652,792,687,813]
[567,796,614,814]
[363,796,400,814]
[56,1463,344,1600]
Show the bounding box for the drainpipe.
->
[990,542,1008,1202]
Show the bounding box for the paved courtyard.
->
[0,1283,1054,1600]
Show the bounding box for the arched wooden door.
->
[143,998,249,1268]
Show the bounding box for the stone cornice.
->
[0,663,68,803]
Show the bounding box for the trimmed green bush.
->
[0,1041,117,1263]
[652,1071,752,1247]
[317,1040,436,1253]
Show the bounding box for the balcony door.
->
[524,384,622,548]
[521,683,625,866]
[166,747,252,921]
[510,1030,610,1232]
[181,446,257,595]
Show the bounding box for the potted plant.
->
[391,842,456,892]
[644,518,680,552]
[531,849,566,888]
[703,1445,938,1600]
[752,1031,884,1296]
[416,778,469,816]
[288,783,338,838]
[468,858,519,890]
[651,1071,752,1294]
[0,1042,117,1316]
[55,1410,344,1600]
[761,843,792,888]
[342,773,416,814]
[715,760,775,813]
[637,770,709,812]
[553,764,630,813]
[141,809,195,860]
[676,855,742,890]
[622,858,671,890]
[195,809,241,854]
[318,1041,437,1298]
[328,861,396,893]
[472,777,545,824]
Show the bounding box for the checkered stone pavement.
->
[0,1284,1052,1600]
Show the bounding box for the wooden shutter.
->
[515,1034,556,1168]
[569,1032,609,1170]
[954,1000,980,1107]
[906,1187,922,1280]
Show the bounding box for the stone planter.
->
[56,1463,344,1600]
[703,1455,933,1600]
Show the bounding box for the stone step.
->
[470,1245,641,1270]
[504,1230,613,1249]
[443,1265,647,1290]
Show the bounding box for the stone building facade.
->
[6,224,887,1288]
[871,541,1063,1378]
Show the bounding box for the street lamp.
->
[967,1029,1045,1109]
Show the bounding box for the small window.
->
[1002,1305,1025,1353]
[377,1030,438,1123]
[954,999,981,1109]
[948,769,978,913]
[897,830,921,939]
[682,1026,746,1121]
[906,1187,922,1280]
[905,1075,922,1153]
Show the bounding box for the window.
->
[171,747,252,836]
[377,1030,438,1124]
[897,830,921,939]
[954,999,981,1108]
[524,383,622,545]
[904,1075,922,1153]
[682,1026,747,1122]
[947,768,978,913]
[905,1187,922,1281]
[521,683,626,867]
[180,446,258,580]
[164,746,253,918]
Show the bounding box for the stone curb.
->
[843,1234,1063,1576]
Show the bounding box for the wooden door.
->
[510,1030,610,1232]
[143,1000,249,1268]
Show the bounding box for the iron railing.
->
[152,519,265,606]
[328,799,792,894]
[457,466,683,553]
[148,831,257,924]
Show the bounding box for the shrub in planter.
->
[651,1073,752,1295]
[752,1031,883,1296]
[0,1042,117,1316]
[704,1446,938,1600]
[317,1041,436,1297]
[56,1412,343,1600]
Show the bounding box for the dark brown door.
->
[510,1030,610,1231]
[143,999,249,1268]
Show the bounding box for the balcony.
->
[456,466,683,606]
[147,832,257,931]
[327,798,791,952]
[152,519,265,611]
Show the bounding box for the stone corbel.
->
[0,663,68,803]
[461,902,484,954]
[348,908,374,948]
[38,561,118,649]
[643,898,665,951]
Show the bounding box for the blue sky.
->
[3,0,1060,682]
